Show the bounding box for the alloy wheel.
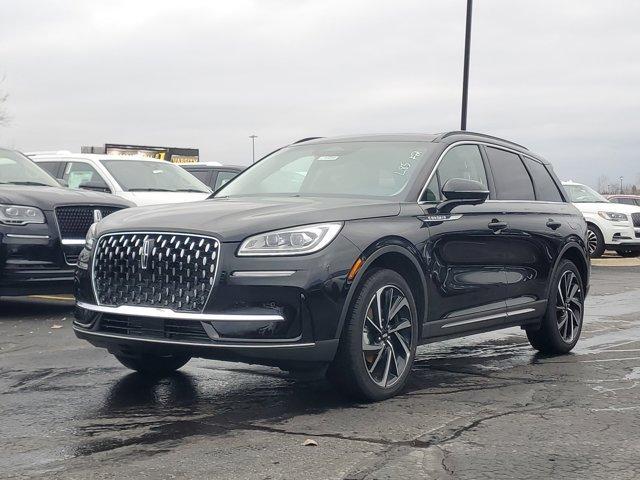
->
[362,285,413,388]
[556,271,583,343]
[586,229,598,256]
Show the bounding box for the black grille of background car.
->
[632,213,640,228]
[99,314,211,342]
[93,233,219,312]
[56,206,121,239]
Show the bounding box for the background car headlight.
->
[0,204,46,225]
[85,222,98,250]
[238,222,343,256]
[598,211,628,222]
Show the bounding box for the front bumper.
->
[0,227,74,296]
[604,224,640,248]
[73,234,360,365]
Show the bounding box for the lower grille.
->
[99,315,211,342]
[56,206,121,239]
[93,232,219,312]
[632,213,640,228]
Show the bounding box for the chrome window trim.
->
[73,326,311,348]
[441,307,535,329]
[90,231,222,313]
[77,301,285,322]
[418,141,567,205]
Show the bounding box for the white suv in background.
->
[563,181,640,258]
[29,153,212,206]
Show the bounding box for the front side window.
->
[564,184,609,203]
[422,144,487,202]
[486,147,535,201]
[100,160,211,193]
[522,157,563,202]
[0,149,60,187]
[216,142,435,199]
[63,162,110,191]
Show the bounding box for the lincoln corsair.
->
[73,132,590,400]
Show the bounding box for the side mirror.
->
[436,178,489,213]
[79,182,112,194]
[58,178,69,187]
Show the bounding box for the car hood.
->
[118,191,212,206]
[97,195,401,242]
[572,202,640,215]
[0,185,133,210]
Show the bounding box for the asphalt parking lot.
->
[2,263,640,480]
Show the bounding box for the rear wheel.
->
[527,259,584,354]
[114,353,191,376]
[586,225,605,258]
[328,269,418,401]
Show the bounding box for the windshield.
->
[564,183,609,203]
[216,141,434,199]
[0,149,60,187]
[100,160,211,193]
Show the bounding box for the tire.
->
[586,224,605,258]
[527,259,584,354]
[114,353,191,376]
[615,249,640,258]
[327,268,418,401]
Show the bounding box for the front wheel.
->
[328,268,418,401]
[114,353,191,376]
[527,259,584,354]
[586,225,605,258]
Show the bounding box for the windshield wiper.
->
[0,181,52,186]
[173,188,209,193]
[128,188,176,192]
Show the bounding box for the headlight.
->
[598,211,629,222]
[0,204,46,226]
[238,222,343,256]
[85,222,98,250]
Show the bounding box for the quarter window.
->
[422,144,487,202]
[485,147,535,201]
[522,157,563,202]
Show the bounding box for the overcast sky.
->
[1,0,638,187]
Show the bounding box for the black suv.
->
[0,148,132,297]
[74,132,589,400]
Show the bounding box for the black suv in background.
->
[180,163,243,191]
[0,148,132,297]
[74,132,589,401]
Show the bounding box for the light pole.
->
[460,0,473,131]
[249,135,258,163]
[620,176,624,194]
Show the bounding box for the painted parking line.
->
[591,257,640,267]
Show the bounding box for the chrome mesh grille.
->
[93,233,219,312]
[632,213,640,228]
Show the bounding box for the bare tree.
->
[596,175,611,194]
[0,76,9,127]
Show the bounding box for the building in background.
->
[81,144,199,163]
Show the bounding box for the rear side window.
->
[485,147,534,200]
[37,161,63,178]
[522,157,563,202]
[214,170,238,190]
[186,169,213,186]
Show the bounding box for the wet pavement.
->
[2,266,640,479]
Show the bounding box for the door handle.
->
[488,219,508,231]
[546,219,562,230]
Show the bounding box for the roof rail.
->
[292,137,323,144]
[436,131,528,151]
